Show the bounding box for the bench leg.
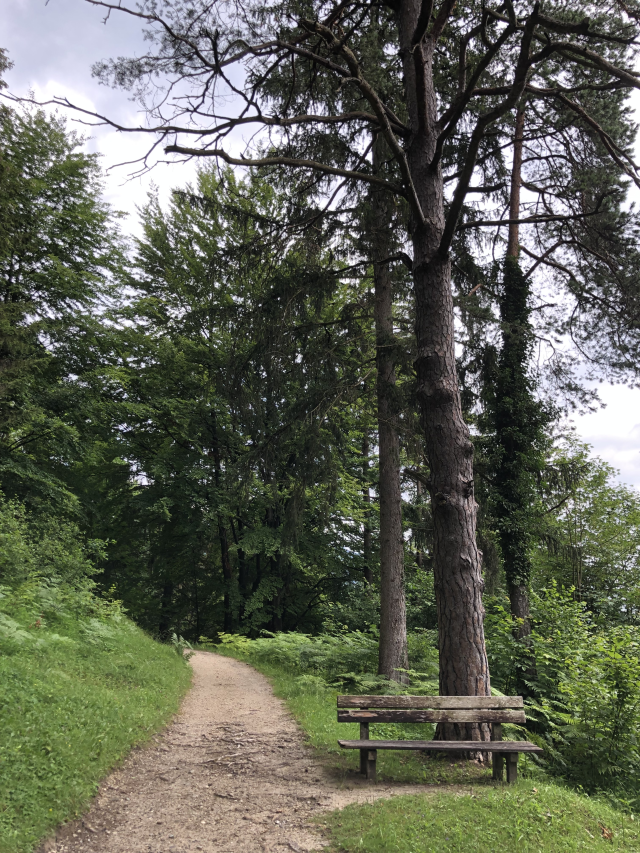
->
[359,721,369,776]
[506,752,518,784]
[492,753,504,781]
[366,749,377,782]
[360,748,367,775]
[491,722,503,781]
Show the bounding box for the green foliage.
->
[216,629,438,692]
[0,104,124,511]
[485,257,552,592]
[169,632,194,660]
[84,165,378,640]
[533,441,640,619]
[486,585,640,800]
[322,786,640,852]
[216,630,380,681]
[0,494,101,588]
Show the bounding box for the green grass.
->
[216,643,640,852]
[322,785,640,852]
[0,599,191,853]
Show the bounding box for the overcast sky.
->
[3,0,640,489]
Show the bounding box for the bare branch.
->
[163,144,406,194]
[458,193,612,230]
[519,244,576,280]
[439,4,539,255]
[303,18,425,224]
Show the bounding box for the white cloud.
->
[573,384,640,490]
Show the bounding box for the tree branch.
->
[303,18,425,224]
[438,4,539,255]
[458,192,612,230]
[163,144,406,194]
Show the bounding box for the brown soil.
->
[39,651,431,853]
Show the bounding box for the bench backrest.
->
[337,695,525,725]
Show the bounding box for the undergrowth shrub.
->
[0,495,104,589]
[213,629,439,694]
[486,584,640,802]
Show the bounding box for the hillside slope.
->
[0,579,191,853]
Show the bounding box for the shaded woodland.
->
[3,0,640,797]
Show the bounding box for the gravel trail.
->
[39,651,428,853]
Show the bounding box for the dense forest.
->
[3,0,640,811]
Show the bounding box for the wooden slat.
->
[338,739,543,754]
[337,695,523,710]
[338,709,526,724]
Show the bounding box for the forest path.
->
[40,651,429,853]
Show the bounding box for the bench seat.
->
[338,739,543,753]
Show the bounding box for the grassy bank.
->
[0,583,191,853]
[323,785,639,852]
[215,635,640,851]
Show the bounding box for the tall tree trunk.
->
[506,107,525,259]
[362,430,373,585]
[212,426,235,633]
[372,138,409,683]
[397,7,490,718]
[495,105,537,640]
[498,257,534,639]
[218,519,234,633]
[253,552,262,593]
[158,579,174,640]
[193,568,200,637]
[230,517,248,595]
[270,554,284,632]
[415,478,424,569]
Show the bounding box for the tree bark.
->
[371,138,409,683]
[231,517,249,599]
[506,107,525,260]
[158,579,174,640]
[212,424,235,633]
[509,583,531,638]
[362,430,373,584]
[397,4,490,720]
[415,477,424,569]
[218,518,234,633]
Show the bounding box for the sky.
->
[3,0,640,490]
[1,0,199,213]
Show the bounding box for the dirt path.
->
[41,651,429,853]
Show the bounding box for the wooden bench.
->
[337,694,542,783]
